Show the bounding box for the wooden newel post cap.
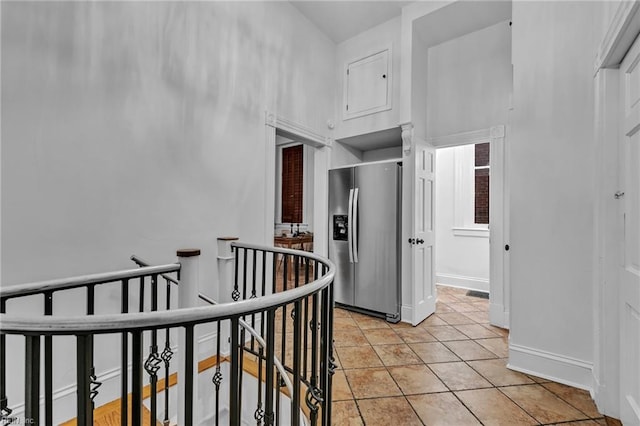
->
[176,249,201,257]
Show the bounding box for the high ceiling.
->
[290,1,511,47]
[290,1,411,44]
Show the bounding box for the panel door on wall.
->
[619,33,640,426]
[411,138,436,325]
[344,49,391,119]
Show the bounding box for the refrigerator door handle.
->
[353,187,359,263]
[348,188,354,263]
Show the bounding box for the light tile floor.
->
[331,285,621,426]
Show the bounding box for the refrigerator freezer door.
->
[354,163,400,316]
[328,167,355,306]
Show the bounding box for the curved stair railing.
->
[130,255,297,416]
[0,240,335,426]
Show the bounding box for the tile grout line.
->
[332,287,604,426]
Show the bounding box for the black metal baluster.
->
[319,284,331,426]
[325,279,335,426]
[271,251,277,295]
[86,285,101,413]
[250,249,258,352]
[306,292,319,425]
[238,322,245,423]
[134,279,144,426]
[184,325,195,426]
[121,279,129,426]
[291,300,302,426]
[232,246,240,301]
[242,248,249,300]
[145,275,161,425]
[162,278,173,426]
[239,250,250,419]
[264,310,275,426]
[139,276,145,313]
[303,293,309,381]
[229,318,240,426]
[275,370,281,426]
[25,335,40,426]
[131,330,143,426]
[44,291,53,425]
[0,298,11,425]
[255,346,264,425]
[261,251,267,298]
[76,334,92,426]
[252,249,257,298]
[212,321,222,426]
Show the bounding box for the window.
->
[281,145,303,223]
[474,143,490,224]
[450,142,489,238]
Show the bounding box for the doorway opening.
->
[429,126,509,329]
[274,133,315,240]
[434,142,492,318]
[263,113,331,258]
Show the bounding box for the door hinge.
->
[346,104,349,111]
[615,191,625,199]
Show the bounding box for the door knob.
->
[416,238,424,244]
[408,238,416,244]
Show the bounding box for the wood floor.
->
[60,355,223,426]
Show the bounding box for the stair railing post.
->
[177,249,201,426]
[217,237,238,355]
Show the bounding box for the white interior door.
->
[619,35,640,426]
[411,137,436,325]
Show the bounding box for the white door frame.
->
[264,112,332,257]
[592,1,640,418]
[428,125,509,329]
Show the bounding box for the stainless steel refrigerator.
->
[328,161,402,323]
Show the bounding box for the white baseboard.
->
[508,343,594,391]
[436,273,489,293]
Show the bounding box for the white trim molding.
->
[400,121,413,155]
[427,128,491,148]
[264,111,330,147]
[436,273,489,293]
[509,343,594,391]
[595,1,640,72]
[452,227,489,238]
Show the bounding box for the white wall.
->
[330,141,363,168]
[435,146,490,292]
[362,146,402,162]
[334,17,402,140]
[1,1,335,418]
[427,20,511,139]
[508,1,598,389]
